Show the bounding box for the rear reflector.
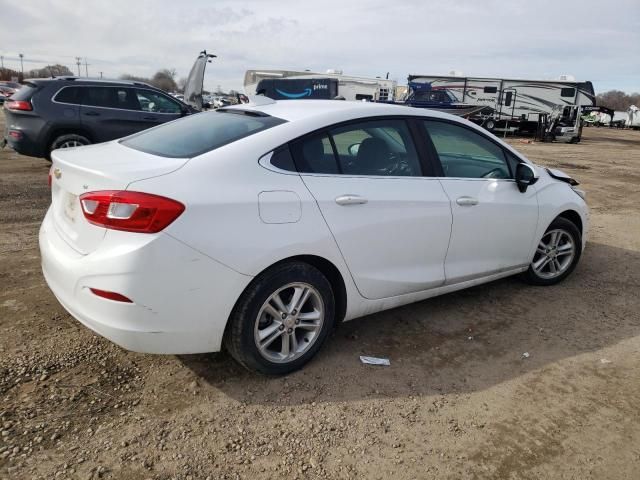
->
[89,288,133,303]
[79,190,185,233]
[8,130,23,139]
[5,100,32,111]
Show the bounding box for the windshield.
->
[121,110,286,158]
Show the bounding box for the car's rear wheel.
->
[49,134,91,159]
[523,217,582,286]
[224,262,335,375]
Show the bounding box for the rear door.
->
[293,118,452,300]
[79,86,145,142]
[422,120,539,284]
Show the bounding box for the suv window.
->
[54,86,82,104]
[135,89,181,114]
[121,110,287,158]
[424,120,511,179]
[291,119,421,177]
[83,87,139,110]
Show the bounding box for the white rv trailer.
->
[243,69,397,102]
[406,74,595,133]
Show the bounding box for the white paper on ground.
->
[360,356,391,366]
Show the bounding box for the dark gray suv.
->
[2,77,194,159]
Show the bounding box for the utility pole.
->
[75,57,81,76]
[18,53,24,74]
[84,58,89,77]
[99,71,103,79]
[0,55,4,69]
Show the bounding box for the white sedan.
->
[40,98,588,374]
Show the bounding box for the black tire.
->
[484,119,495,131]
[523,217,582,286]
[48,134,91,159]
[224,262,336,375]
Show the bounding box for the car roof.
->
[224,99,460,123]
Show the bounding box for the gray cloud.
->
[1,0,638,93]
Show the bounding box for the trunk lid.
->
[49,141,188,254]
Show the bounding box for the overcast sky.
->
[1,0,638,94]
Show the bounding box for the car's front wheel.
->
[524,217,582,286]
[224,262,336,375]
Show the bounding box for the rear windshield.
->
[9,83,36,101]
[121,110,286,158]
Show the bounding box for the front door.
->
[291,118,452,300]
[79,86,146,142]
[423,120,539,283]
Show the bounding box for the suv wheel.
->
[49,134,91,157]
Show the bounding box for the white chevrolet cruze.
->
[40,98,588,374]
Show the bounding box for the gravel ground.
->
[1,111,639,480]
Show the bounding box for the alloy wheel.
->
[254,282,325,364]
[531,229,575,279]
[59,140,84,148]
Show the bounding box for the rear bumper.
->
[3,111,48,158]
[39,208,252,354]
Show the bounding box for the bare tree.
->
[597,90,640,110]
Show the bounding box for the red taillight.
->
[79,190,185,233]
[5,100,32,111]
[89,288,133,303]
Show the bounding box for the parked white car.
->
[40,98,588,374]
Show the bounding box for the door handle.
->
[456,196,479,206]
[335,194,368,206]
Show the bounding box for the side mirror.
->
[348,143,360,156]
[515,163,538,193]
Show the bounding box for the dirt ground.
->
[1,110,639,480]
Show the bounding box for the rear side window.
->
[83,87,139,110]
[54,86,82,104]
[121,110,287,158]
[290,134,338,174]
[484,86,498,93]
[290,118,422,177]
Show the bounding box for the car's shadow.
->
[180,241,640,405]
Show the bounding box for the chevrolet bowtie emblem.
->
[53,168,62,179]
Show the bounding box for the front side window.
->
[83,87,139,110]
[122,110,286,158]
[135,89,181,114]
[424,120,511,179]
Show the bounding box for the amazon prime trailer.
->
[406,74,595,134]
[244,69,397,102]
